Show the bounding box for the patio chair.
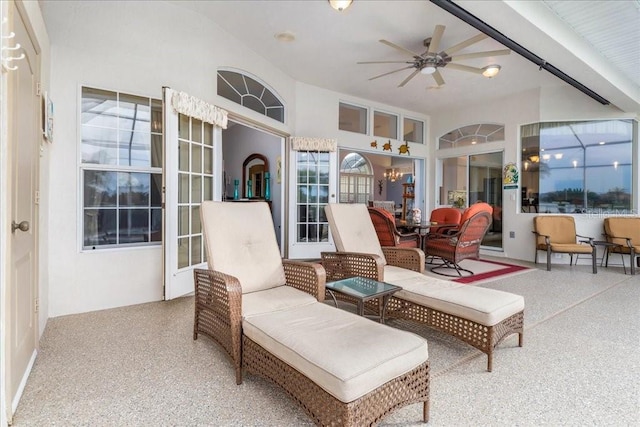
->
[532,215,597,273]
[426,207,462,264]
[603,217,640,275]
[368,206,420,248]
[423,210,493,277]
[194,201,430,425]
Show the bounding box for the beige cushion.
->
[549,243,593,254]
[384,266,524,326]
[325,203,387,265]
[533,215,578,245]
[243,303,428,403]
[201,201,286,294]
[604,217,640,247]
[242,286,317,318]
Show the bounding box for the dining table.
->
[395,220,459,251]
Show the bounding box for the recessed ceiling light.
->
[599,141,605,145]
[274,31,295,42]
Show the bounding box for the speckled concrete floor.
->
[12,262,640,426]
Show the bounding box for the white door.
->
[163,88,222,299]
[6,2,39,420]
[287,149,338,259]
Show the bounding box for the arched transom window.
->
[439,123,504,149]
[217,69,285,123]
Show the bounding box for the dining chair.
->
[367,207,420,248]
[423,210,492,276]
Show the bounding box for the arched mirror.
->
[242,153,269,198]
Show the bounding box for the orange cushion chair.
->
[429,207,462,234]
[368,207,420,248]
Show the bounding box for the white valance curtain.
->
[290,137,337,152]
[171,91,228,129]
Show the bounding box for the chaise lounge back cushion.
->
[201,201,286,294]
[325,203,387,265]
[604,217,640,250]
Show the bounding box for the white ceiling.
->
[171,0,640,115]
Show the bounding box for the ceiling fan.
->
[358,25,510,87]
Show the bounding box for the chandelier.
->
[384,168,403,182]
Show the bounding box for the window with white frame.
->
[373,110,398,139]
[217,69,284,123]
[81,87,163,249]
[339,152,373,203]
[403,117,424,144]
[338,102,368,134]
[439,123,504,149]
[520,119,635,214]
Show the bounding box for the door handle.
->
[12,220,29,233]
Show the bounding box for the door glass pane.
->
[192,144,202,173]
[191,175,202,203]
[179,141,189,171]
[191,235,202,264]
[178,237,189,269]
[191,205,201,234]
[178,173,189,203]
[191,119,202,143]
[178,206,189,236]
[441,156,467,208]
[203,147,213,174]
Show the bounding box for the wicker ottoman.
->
[243,302,430,426]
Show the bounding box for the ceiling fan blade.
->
[398,69,420,87]
[427,25,445,54]
[379,39,422,58]
[368,66,415,81]
[432,70,445,86]
[357,60,413,64]
[445,63,484,74]
[442,33,488,55]
[450,49,511,61]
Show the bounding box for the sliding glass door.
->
[441,151,503,249]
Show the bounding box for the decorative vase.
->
[247,179,253,198]
[233,179,239,200]
[264,172,271,201]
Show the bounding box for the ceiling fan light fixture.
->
[421,66,436,75]
[328,0,353,12]
[482,64,501,78]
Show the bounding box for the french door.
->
[287,149,338,259]
[163,88,223,299]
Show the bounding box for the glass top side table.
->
[325,277,401,324]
